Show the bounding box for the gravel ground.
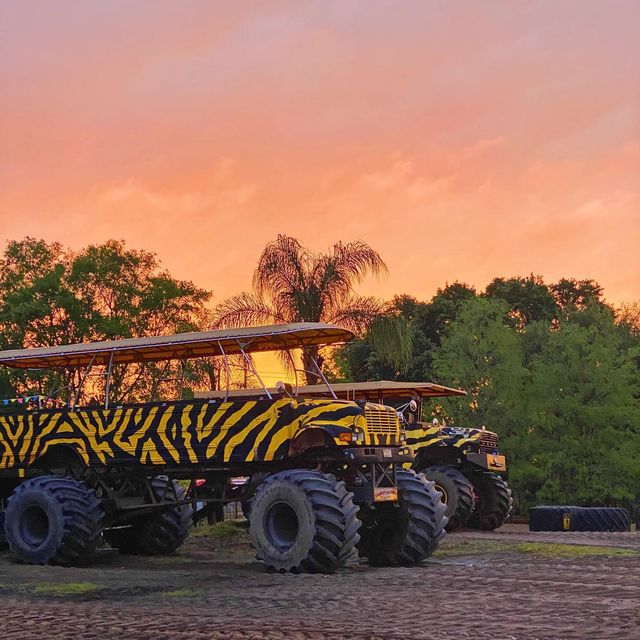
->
[1,523,638,640]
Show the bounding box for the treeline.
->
[1,237,638,513]
[0,238,217,402]
[336,277,640,513]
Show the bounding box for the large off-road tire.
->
[465,471,513,531]
[420,465,474,531]
[358,469,447,567]
[529,506,631,532]
[4,475,104,566]
[0,511,7,549]
[107,477,193,555]
[249,469,360,574]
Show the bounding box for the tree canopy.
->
[215,234,409,382]
[0,238,213,402]
[335,275,640,513]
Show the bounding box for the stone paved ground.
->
[1,524,638,640]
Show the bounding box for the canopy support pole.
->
[309,357,337,400]
[217,342,231,402]
[104,351,114,409]
[177,361,186,400]
[283,349,299,396]
[73,354,96,408]
[149,360,171,402]
[239,344,272,400]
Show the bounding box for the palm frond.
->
[327,296,386,335]
[317,241,387,308]
[253,235,307,301]
[213,292,288,328]
[367,314,415,371]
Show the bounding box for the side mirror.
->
[276,381,294,399]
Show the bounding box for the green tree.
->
[215,235,400,383]
[485,274,558,326]
[0,238,212,403]
[551,278,604,312]
[339,283,477,382]
[521,305,640,510]
[430,297,527,430]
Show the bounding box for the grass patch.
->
[162,588,200,598]
[433,537,639,559]
[190,520,247,545]
[32,582,99,596]
[514,542,639,558]
[433,538,508,557]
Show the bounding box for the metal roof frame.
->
[0,323,355,370]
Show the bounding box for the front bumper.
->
[467,452,507,472]
[343,445,414,464]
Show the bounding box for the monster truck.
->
[262,381,513,532]
[0,324,447,572]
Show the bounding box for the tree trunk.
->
[302,346,322,385]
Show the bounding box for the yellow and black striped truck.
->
[276,380,513,533]
[0,324,446,572]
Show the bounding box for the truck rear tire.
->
[465,471,513,531]
[4,475,104,566]
[0,511,7,549]
[107,477,193,555]
[358,469,447,566]
[420,465,474,531]
[249,469,359,574]
[241,472,270,521]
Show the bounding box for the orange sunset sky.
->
[0,1,639,306]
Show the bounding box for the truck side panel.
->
[0,398,361,471]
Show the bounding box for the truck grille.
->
[479,432,498,453]
[365,408,399,434]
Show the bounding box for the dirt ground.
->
[1,523,638,640]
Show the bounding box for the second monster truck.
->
[269,381,513,532]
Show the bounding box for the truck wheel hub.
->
[20,505,50,547]
[265,502,299,551]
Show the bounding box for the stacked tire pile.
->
[529,506,632,532]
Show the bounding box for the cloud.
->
[0,1,638,305]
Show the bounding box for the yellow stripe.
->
[18,415,34,460]
[69,412,111,464]
[182,409,198,464]
[200,403,232,441]
[28,413,63,463]
[224,405,277,462]
[0,431,15,468]
[263,417,298,460]
[454,434,481,448]
[157,406,181,464]
[205,402,257,459]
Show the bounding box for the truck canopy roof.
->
[0,323,355,369]
[196,380,467,401]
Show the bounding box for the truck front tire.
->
[358,469,447,566]
[249,469,360,574]
[465,471,513,531]
[420,465,474,531]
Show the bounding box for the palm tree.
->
[215,235,406,383]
